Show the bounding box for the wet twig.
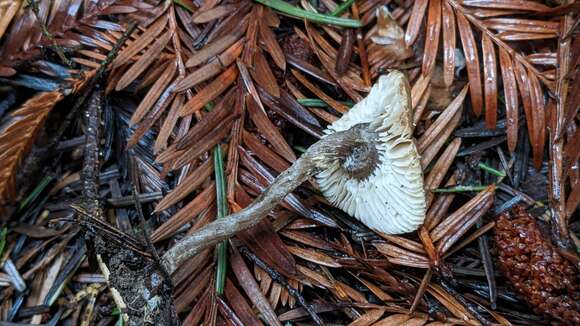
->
[27,0,73,68]
[477,220,497,309]
[71,205,152,258]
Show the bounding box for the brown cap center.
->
[339,140,380,181]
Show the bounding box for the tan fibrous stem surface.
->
[161,124,376,274]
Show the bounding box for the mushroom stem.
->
[161,124,373,274]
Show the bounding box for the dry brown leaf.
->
[371,7,412,64]
[374,243,430,268]
[457,12,483,116]
[349,309,385,326]
[192,4,238,23]
[259,22,286,70]
[336,280,368,303]
[113,15,168,68]
[155,159,213,212]
[514,60,534,143]
[405,0,429,45]
[417,85,468,153]
[377,235,426,254]
[373,313,412,326]
[426,283,475,322]
[174,264,213,313]
[280,230,333,251]
[1,69,94,209]
[401,317,428,326]
[351,274,394,301]
[420,107,462,168]
[431,185,495,244]
[179,65,238,117]
[186,32,242,68]
[242,130,289,173]
[246,96,297,163]
[462,0,551,12]
[437,192,494,255]
[0,91,63,207]
[131,60,176,125]
[231,247,282,326]
[175,39,243,92]
[173,89,237,151]
[296,265,332,288]
[336,29,354,76]
[528,69,546,169]
[411,75,431,110]
[291,69,349,113]
[151,184,215,242]
[115,29,173,91]
[498,47,519,152]
[424,138,461,207]
[482,33,498,128]
[0,0,22,40]
[304,24,364,101]
[167,118,234,171]
[126,86,176,149]
[287,246,342,268]
[250,50,281,97]
[237,221,298,278]
[422,0,442,77]
[442,1,456,87]
[269,282,282,309]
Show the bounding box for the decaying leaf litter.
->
[0,0,578,325]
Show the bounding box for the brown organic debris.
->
[495,206,580,324]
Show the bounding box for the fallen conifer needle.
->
[254,0,362,28]
[298,98,354,108]
[331,0,356,17]
[478,162,506,178]
[433,185,491,193]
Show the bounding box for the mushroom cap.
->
[316,71,426,234]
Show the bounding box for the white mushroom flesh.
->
[316,71,426,234]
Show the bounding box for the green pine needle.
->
[478,163,506,178]
[331,0,356,17]
[297,98,354,108]
[433,185,490,193]
[0,227,7,260]
[173,0,194,13]
[18,176,53,212]
[213,145,228,296]
[254,0,362,28]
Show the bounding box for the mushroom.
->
[315,71,425,234]
[162,71,426,274]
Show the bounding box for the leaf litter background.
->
[0,0,578,325]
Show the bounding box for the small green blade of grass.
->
[478,162,506,178]
[293,145,308,154]
[254,0,362,28]
[297,98,354,108]
[174,0,194,13]
[433,185,490,193]
[214,145,228,296]
[18,175,54,213]
[331,0,355,17]
[0,227,7,259]
[112,307,124,326]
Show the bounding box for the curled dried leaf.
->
[371,7,412,63]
